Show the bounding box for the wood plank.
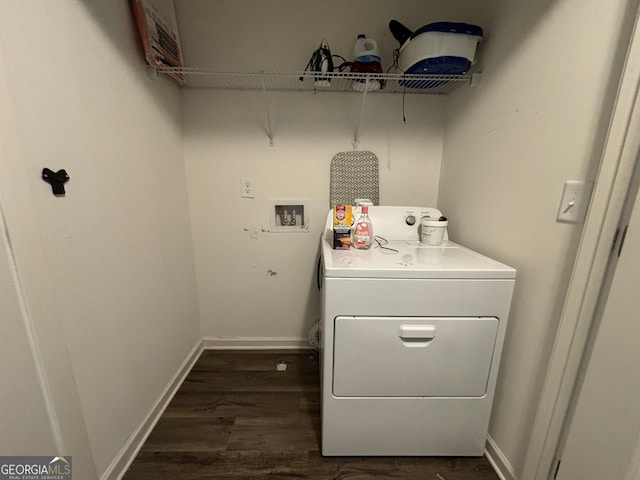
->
[226,416,320,452]
[122,451,184,480]
[163,391,304,418]
[180,369,320,393]
[307,451,499,479]
[125,451,308,480]
[192,350,319,373]
[140,417,233,452]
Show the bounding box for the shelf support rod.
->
[352,76,370,150]
[470,72,483,87]
[148,66,160,80]
[261,75,274,146]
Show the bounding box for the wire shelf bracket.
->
[260,74,274,146]
[352,76,372,150]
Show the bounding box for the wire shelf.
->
[154,67,472,95]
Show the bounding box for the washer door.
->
[332,316,499,397]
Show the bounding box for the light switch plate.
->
[557,180,594,224]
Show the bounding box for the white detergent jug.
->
[353,34,380,63]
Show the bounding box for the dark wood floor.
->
[123,350,500,479]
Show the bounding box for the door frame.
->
[522,4,640,479]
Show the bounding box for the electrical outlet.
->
[557,180,594,224]
[241,177,254,198]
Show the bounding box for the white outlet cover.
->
[241,177,254,198]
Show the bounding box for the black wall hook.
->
[42,168,69,196]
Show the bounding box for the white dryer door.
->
[332,316,499,397]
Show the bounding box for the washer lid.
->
[322,240,516,279]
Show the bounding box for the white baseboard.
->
[202,336,312,350]
[101,339,203,480]
[486,434,517,480]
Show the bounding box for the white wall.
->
[0,12,98,478]
[183,90,444,339]
[438,0,637,475]
[0,198,58,458]
[175,0,501,72]
[176,0,478,341]
[0,1,200,476]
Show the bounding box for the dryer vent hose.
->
[308,319,321,350]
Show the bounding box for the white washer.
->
[320,206,516,456]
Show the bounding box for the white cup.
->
[421,219,448,246]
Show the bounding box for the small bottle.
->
[352,205,373,249]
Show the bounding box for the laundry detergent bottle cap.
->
[353,34,381,63]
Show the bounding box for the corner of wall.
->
[100,339,203,480]
[486,435,517,480]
